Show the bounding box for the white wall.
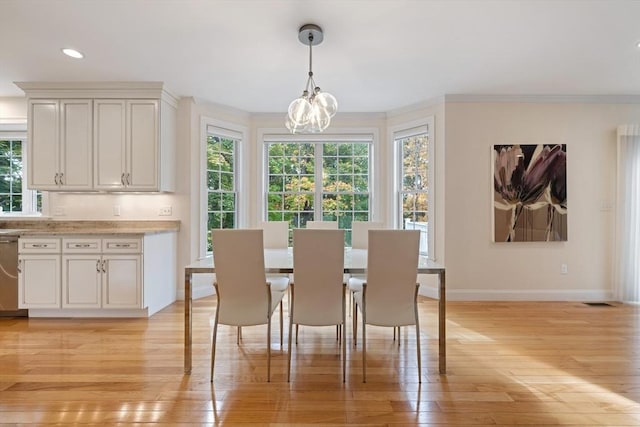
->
[443,98,640,301]
[6,92,640,302]
[0,97,27,122]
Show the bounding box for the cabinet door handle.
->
[17,259,21,274]
[59,172,64,185]
[96,259,101,272]
[74,244,91,248]
[31,244,47,248]
[121,173,126,186]
[126,173,131,186]
[54,173,59,185]
[102,260,107,273]
[114,243,131,248]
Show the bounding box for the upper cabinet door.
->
[60,100,93,190]
[28,100,59,190]
[94,100,126,190]
[126,100,158,190]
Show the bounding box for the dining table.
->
[183,248,447,374]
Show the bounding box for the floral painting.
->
[493,144,567,242]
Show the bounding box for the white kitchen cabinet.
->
[63,254,102,308]
[16,82,176,193]
[61,237,142,309]
[18,254,61,309]
[102,254,142,308]
[19,237,62,309]
[94,99,169,191]
[17,232,175,317]
[28,99,93,191]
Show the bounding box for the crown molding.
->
[14,81,179,107]
[386,95,445,118]
[444,94,640,104]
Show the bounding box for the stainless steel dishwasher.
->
[0,235,27,316]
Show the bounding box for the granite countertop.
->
[0,219,180,236]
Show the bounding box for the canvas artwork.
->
[493,144,567,242]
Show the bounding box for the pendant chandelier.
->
[285,24,338,134]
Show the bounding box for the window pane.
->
[208,192,221,211]
[220,172,234,190]
[402,134,429,191]
[208,171,219,190]
[0,195,9,212]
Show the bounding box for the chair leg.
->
[295,324,299,345]
[342,286,346,383]
[237,327,241,345]
[210,310,219,383]
[353,301,358,347]
[287,292,295,382]
[398,327,401,347]
[267,315,272,382]
[415,298,422,384]
[280,301,284,349]
[362,287,367,382]
[362,301,367,383]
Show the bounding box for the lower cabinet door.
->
[18,255,61,308]
[63,255,101,308]
[102,255,141,308]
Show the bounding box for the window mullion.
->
[315,143,323,220]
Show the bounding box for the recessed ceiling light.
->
[61,48,84,59]
[637,41,640,49]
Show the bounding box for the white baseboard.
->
[418,287,614,302]
[28,308,149,318]
[178,282,614,303]
[176,283,215,300]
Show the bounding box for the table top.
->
[185,248,444,274]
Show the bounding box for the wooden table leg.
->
[438,270,446,374]
[184,270,192,374]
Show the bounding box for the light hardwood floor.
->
[1,297,639,426]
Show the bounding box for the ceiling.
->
[1,0,640,114]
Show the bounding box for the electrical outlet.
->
[113,205,121,216]
[561,264,568,274]
[159,206,172,216]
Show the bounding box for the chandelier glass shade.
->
[285,24,337,134]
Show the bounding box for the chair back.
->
[306,220,338,229]
[351,221,384,249]
[211,229,269,326]
[292,229,345,325]
[365,230,420,326]
[260,221,289,248]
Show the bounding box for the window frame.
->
[199,117,248,257]
[392,117,435,258]
[0,122,41,215]
[259,129,379,243]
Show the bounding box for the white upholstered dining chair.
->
[350,221,384,249]
[306,220,338,229]
[288,229,346,382]
[260,221,289,249]
[347,221,384,312]
[351,229,421,383]
[210,229,289,382]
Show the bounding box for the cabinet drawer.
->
[102,238,142,253]
[18,238,61,253]
[62,238,101,253]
